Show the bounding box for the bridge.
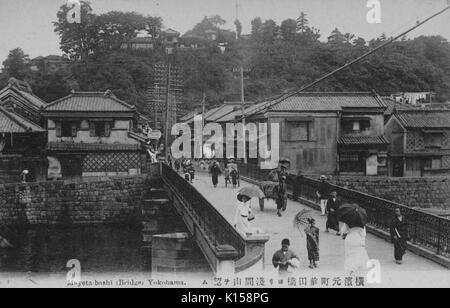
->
[149,162,449,287]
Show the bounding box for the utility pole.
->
[235,0,247,163]
[164,49,172,161]
[201,92,206,158]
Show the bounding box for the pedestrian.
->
[326,191,341,235]
[234,193,254,235]
[316,175,329,216]
[174,159,181,173]
[304,218,320,269]
[272,239,300,276]
[292,170,304,201]
[390,208,409,264]
[230,168,239,188]
[275,176,288,217]
[344,227,370,276]
[209,161,222,188]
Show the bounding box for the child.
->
[305,218,320,269]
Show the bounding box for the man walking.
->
[316,175,329,216]
[390,208,409,264]
[275,176,288,217]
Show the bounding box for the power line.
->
[243,3,450,119]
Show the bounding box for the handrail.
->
[159,163,246,258]
[238,162,449,258]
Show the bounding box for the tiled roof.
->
[0,106,45,133]
[0,78,47,109]
[216,101,269,122]
[382,98,415,115]
[44,90,135,113]
[396,110,450,128]
[269,92,385,112]
[47,142,141,152]
[338,135,390,145]
[180,111,200,122]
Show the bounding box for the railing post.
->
[437,219,442,255]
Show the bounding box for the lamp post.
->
[164,47,173,161]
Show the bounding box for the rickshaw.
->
[258,159,291,211]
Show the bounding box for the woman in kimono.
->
[234,194,253,235]
[326,191,341,235]
[209,161,222,188]
[390,208,408,264]
[305,218,320,269]
[344,227,370,276]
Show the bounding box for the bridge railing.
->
[238,163,450,259]
[160,163,246,259]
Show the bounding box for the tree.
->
[2,48,30,79]
[328,28,346,45]
[54,1,99,60]
[296,12,309,34]
[280,19,297,41]
[96,12,162,51]
[250,17,263,41]
[234,19,243,39]
[261,20,279,44]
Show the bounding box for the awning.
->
[338,135,390,146]
[47,142,142,152]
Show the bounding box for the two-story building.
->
[42,90,146,178]
[228,92,388,176]
[0,78,48,183]
[0,78,47,126]
[385,109,450,177]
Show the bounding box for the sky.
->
[0,0,449,62]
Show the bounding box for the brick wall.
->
[331,176,450,210]
[0,175,151,226]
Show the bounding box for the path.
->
[192,172,449,288]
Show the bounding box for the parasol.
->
[293,209,314,232]
[337,203,368,228]
[238,186,265,200]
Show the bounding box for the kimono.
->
[209,164,221,187]
[272,249,299,274]
[305,226,320,262]
[390,216,408,261]
[234,200,252,235]
[344,227,370,274]
[326,197,341,232]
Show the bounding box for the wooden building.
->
[0,78,47,126]
[0,106,47,183]
[385,109,450,177]
[42,90,146,178]
[220,92,388,176]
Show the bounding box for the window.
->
[56,122,77,137]
[424,133,443,148]
[424,157,442,170]
[342,119,371,134]
[90,122,112,137]
[287,122,310,141]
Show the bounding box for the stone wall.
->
[0,175,151,226]
[330,176,450,210]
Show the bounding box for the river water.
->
[0,224,146,274]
